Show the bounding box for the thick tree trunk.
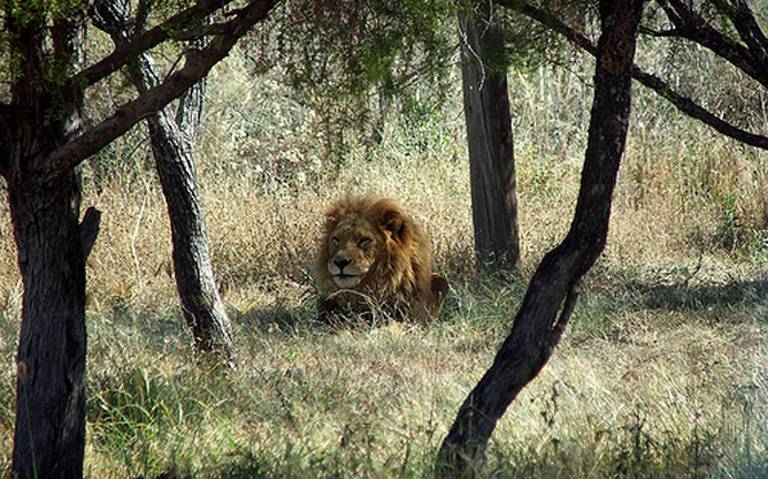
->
[93,1,235,358]
[437,1,645,476]
[6,11,96,478]
[9,171,96,479]
[459,1,520,271]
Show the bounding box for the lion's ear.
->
[380,209,406,241]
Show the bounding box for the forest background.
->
[0,1,767,477]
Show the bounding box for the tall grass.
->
[0,37,766,477]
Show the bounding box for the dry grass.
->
[0,49,767,477]
[35,295,768,478]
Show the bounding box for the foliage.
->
[273,0,457,96]
[1,0,83,24]
[233,0,460,159]
[500,0,594,73]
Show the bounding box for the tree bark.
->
[158,115,235,355]
[5,9,95,477]
[459,1,520,271]
[93,1,235,358]
[9,173,100,479]
[437,0,645,476]
[148,103,235,357]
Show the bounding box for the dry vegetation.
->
[0,42,767,477]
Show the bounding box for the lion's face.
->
[316,195,447,323]
[325,217,383,288]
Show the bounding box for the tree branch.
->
[508,1,597,55]
[44,0,278,181]
[92,0,231,45]
[659,0,767,88]
[710,0,768,65]
[639,26,683,37]
[506,1,768,151]
[629,65,768,149]
[68,0,231,90]
[93,0,209,143]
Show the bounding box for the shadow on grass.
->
[136,449,270,479]
[89,292,320,356]
[624,278,768,316]
[235,301,316,334]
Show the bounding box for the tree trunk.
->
[147,107,235,357]
[6,11,97,477]
[437,0,645,476]
[93,1,235,358]
[9,171,97,479]
[459,1,520,271]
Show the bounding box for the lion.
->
[314,195,448,324]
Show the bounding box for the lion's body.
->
[314,195,447,323]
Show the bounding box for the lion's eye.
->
[358,237,372,248]
[331,236,339,245]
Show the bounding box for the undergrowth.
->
[0,35,767,478]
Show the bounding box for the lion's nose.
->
[334,258,351,270]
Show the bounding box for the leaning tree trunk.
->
[459,0,520,271]
[437,0,645,476]
[92,1,234,358]
[9,171,100,479]
[147,103,235,357]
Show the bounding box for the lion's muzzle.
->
[328,255,365,288]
